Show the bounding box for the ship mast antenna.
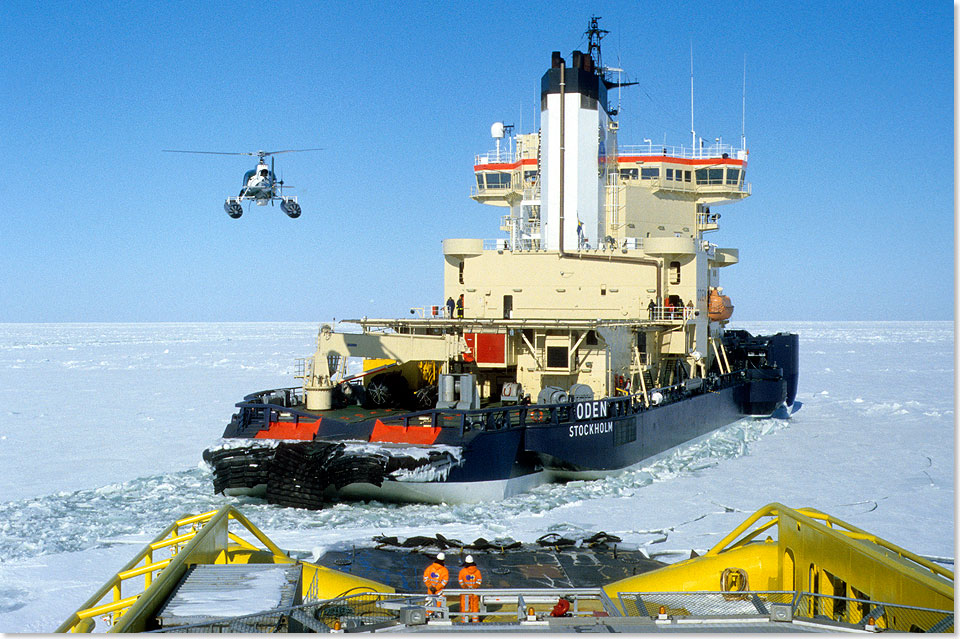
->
[690,41,696,155]
[586,15,609,78]
[741,54,747,151]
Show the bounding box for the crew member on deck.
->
[456,294,464,319]
[446,297,455,318]
[458,555,482,622]
[423,553,449,595]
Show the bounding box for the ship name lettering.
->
[575,401,608,421]
[568,421,613,437]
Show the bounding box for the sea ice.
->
[0,321,953,633]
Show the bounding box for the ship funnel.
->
[551,51,563,68]
[539,45,613,251]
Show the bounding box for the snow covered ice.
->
[0,321,953,632]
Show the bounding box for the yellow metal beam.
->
[56,507,291,633]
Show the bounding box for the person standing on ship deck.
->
[423,553,449,596]
[458,555,482,622]
[456,294,464,319]
[446,297,455,318]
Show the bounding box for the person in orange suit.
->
[423,552,449,596]
[458,555,482,622]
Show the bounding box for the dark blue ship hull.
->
[204,332,798,506]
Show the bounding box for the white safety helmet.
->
[436,552,445,561]
[465,555,474,564]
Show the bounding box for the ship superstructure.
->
[204,19,798,506]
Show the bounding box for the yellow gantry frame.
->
[58,502,953,633]
[604,502,953,628]
[56,507,292,633]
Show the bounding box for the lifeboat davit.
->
[708,288,734,321]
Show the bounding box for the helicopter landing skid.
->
[224,197,244,219]
[223,195,300,219]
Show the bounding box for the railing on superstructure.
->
[141,587,955,633]
[481,235,644,253]
[232,370,746,438]
[617,590,953,632]
[477,142,748,164]
[618,142,747,161]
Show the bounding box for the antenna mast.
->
[690,42,696,154]
[741,54,747,150]
[586,15,609,78]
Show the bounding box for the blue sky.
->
[1,1,953,321]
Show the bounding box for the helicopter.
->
[162,148,321,218]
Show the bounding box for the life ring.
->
[529,409,546,423]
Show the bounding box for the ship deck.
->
[266,400,518,425]
[317,544,666,593]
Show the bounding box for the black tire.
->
[384,373,412,408]
[415,385,438,410]
[365,374,393,407]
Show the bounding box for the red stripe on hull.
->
[255,418,322,440]
[370,419,441,445]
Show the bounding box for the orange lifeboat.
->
[708,288,734,321]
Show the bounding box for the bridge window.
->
[684,170,692,182]
[620,168,638,180]
[696,168,724,185]
[483,172,511,188]
[726,168,742,185]
[524,170,538,183]
[640,167,659,180]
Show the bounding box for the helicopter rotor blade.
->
[163,148,323,157]
[162,150,258,156]
[260,148,324,156]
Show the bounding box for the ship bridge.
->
[617,143,750,203]
[472,143,750,208]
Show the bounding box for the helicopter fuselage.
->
[240,166,276,203]
[164,146,314,218]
